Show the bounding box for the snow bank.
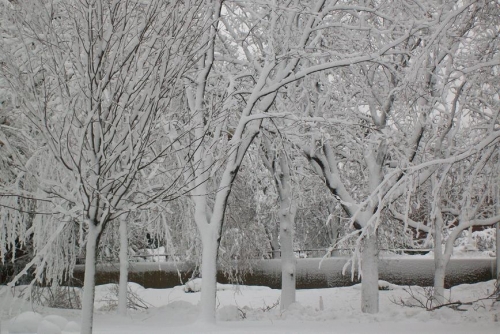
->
[2,280,499,334]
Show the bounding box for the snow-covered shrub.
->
[218,169,272,284]
[182,278,237,293]
[455,228,496,252]
[183,278,203,293]
[378,280,397,291]
[93,283,150,311]
[30,285,81,309]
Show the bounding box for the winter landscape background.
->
[0,0,499,333]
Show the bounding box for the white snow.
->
[183,278,236,293]
[7,312,43,333]
[36,320,61,334]
[183,278,203,293]
[1,280,499,334]
[42,315,67,331]
[61,322,80,334]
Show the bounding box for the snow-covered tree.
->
[258,0,442,314]
[164,0,441,321]
[0,1,205,333]
[217,151,274,281]
[268,0,500,313]
[260,136,298,310]
[382,0,500,305]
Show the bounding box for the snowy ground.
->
[1,279,499,334]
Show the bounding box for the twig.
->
[391,283,500,312]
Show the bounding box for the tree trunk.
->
[279,201,296,310]
[496,222,500,301]
[118,218,129,316]
[433,201,445,305]
[199,228,219,324]
[497,222,499,280]
[496,187,499,282]
[81,223,101,334]
[278,154,296,311]
[496,193,499,300]
[433,258,446,306]
[361,232,379,314]
[434,238,454,307]
[361,141,384,314]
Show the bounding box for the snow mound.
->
[8,311,43,333]
[62,321,80,333]
[183,279,202,292]
[217,305,242,321]
[94,282,148,310]
[94,284,119,310]
[128,282,145,294]
[378,280,400,291]
[281,302,319,319]
[94,283,116,295]
[352,280,400,291]
[42,315,68,331]
[164,300,196,312]
[183,278,235,293]
[7,312,78,334]
[148,300,198,324]
[37,320,61,334]
[235,285,272,291]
